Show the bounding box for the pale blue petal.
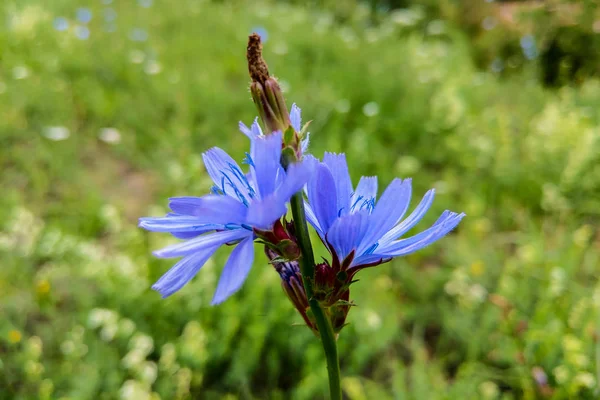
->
[245,194,287,230]
[304,202,324,237]
[251,131,283,198]
[239,121,255,139]
[350,176,377,212]
[322,153,353,216]
[275,158,315,203]
[202,148,255,201]
[378,212,465,256]
[378,189,435,246]
[169,195,247,224]
[326,211,370,262]
[307,163,338,233]
[211,237,255,304]
[139,215,223,232]
[238,117,263,139]
[151,243,221,298]
[153,229,251,258]
[290,103,302,131]
[301,132,310,154]
[358,178,412,254]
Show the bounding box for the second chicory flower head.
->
[305,152,465,272]
[139,131,313,304]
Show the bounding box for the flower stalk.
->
[288,185,342,400]
[248,32,342,399]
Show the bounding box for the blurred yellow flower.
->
[8,329,22,344]
[36,279,51,295]
[470,260,485,277]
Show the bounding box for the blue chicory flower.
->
[305,153,465,270]
[239,103,310,154]
[139,131,312,304]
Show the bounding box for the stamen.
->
[364,242,378,255]
[227,162,256,198]
[350,195,364,212]
[242,152,255,167]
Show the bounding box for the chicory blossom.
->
[139,131,312,304]
[305,153,465,272]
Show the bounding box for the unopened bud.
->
[247,34,292,134]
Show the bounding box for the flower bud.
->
[247,34,295,137]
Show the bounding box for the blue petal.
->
[251,131,283,198]
[245,194,287,230]
[301,132,310,154]
[378,211,465,256]
[351,176,377,212]
[211,236,255,304]
[323,153,353,217]
[378,189,435,246]
[307,163,338,234]
[139,215,223,232]
[290,103,302,131]
[151,243,221,298]
[326,211,370,262]
[304,202,324,237]
[246,158,314,229]
[358,178,412,254]
[169,195,247,224]
[202,148,255,201]
[153,228,251,258]
[276,157,316,203]
[239,117,263,139]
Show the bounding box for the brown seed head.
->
[247,33,270,85]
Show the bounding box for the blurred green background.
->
[1,0,599,399]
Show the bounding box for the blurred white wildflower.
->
[119,380,153,400]
[122,349,146,370]
[130,333,154,356]
[427,20,446,35]
[479,381,500,399]
[60,340,76,355]
[362,102,380,117]
[0,208,44,255]
[26,336,43,360]
[390,8,423,27]
[99,127,122,144]
[129,50,145,64]
[139,361,158,385]
[144,61,161,75]
[573,372,596,389]
[13,66,30,80]
[553,365,570,384]
[549,267,567,297]
[24,360,44,380]
[365,310,382,330]
[101,324,119,342]
[43,126,70,141]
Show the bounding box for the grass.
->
[0,1,599,399]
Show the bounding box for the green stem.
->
[289,192,342,400]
